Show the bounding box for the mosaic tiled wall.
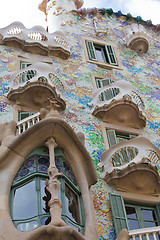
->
[0,11,159,240]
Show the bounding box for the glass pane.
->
[40,216,51,226]
[37,157,49,173]
[65,184,80,224]
[17,221,38,231]
[128,219,139,230]
[143,221,158,228]
[13,181,36,220]
[95,47,105,62]
[40,180,47,214]
[141,209,157,221]
[126,206,137,219]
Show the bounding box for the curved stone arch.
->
[0,118,98,240]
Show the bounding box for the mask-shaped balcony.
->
[0,22,70,59]
[123,23,150,53]
[89,80,146,128]
[99,136,160,194]
[6,62,66,111]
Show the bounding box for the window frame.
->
[125,202,159,230]
[109,192,160,237]
[10,147,85,233]
[101,122,142,150]
[82,37,123,70]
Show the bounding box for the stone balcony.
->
[0,22,70,59]
[5,62,66,111]
[123,23,150,53]
[99,136,160,194]
[89,80,146,128]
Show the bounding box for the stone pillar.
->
[45,137,66,226]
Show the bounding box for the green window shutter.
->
[155,202,160,225]
[95,78,114,88]
[20,62,31,69]
[86,41,97,61]
[105,45,118,66]
[109,192,129,236]
[106,129,117,148]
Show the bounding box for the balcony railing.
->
[89,79,146,127]
[129,225,160,240]
[16,112,41,134]
[7,62,65,93]
[90,80,145,111]
[99,136,160,177]
[5,62,66,111]
[0,22,70,59]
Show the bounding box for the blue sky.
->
[0,0,159,29]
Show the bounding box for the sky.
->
[0,0,159,29]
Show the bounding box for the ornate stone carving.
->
[99,136,160,194]
[0,120,17,146]
[45,137,66,227]
[123,23,150,53]
[6,62,66,111]
[0,22,70,59]
[89,80,146,128]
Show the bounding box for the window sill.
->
[87,59,123,70]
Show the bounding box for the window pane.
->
[17,221,38,231]
[141,209,156,221]
[40,180,47,213]
[13,181,36,220]
[143,221,158,228]
[126,206,137,219]
[40,216,51,226]
[65,184,80,224]
[128,219,139,230]
[95,47,105,62]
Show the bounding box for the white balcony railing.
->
[89,80,145,112]
[129,225,160,240]
[16,112,40,134]
[99,136,160,177]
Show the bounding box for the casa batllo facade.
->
[0,0,159,240]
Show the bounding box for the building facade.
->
[0,0,159,240]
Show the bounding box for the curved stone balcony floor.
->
[89,80,146,128]
[123,23,150,53]
[99,136,160,194]
[6,62,66,111]
[0,22,70,59]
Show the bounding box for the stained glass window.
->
[11,147,84,233]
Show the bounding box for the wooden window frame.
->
[109,192,160,237]
[82,37,123,70]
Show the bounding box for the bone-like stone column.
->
[45,137,66,226]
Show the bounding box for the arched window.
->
[10,147,84,233]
